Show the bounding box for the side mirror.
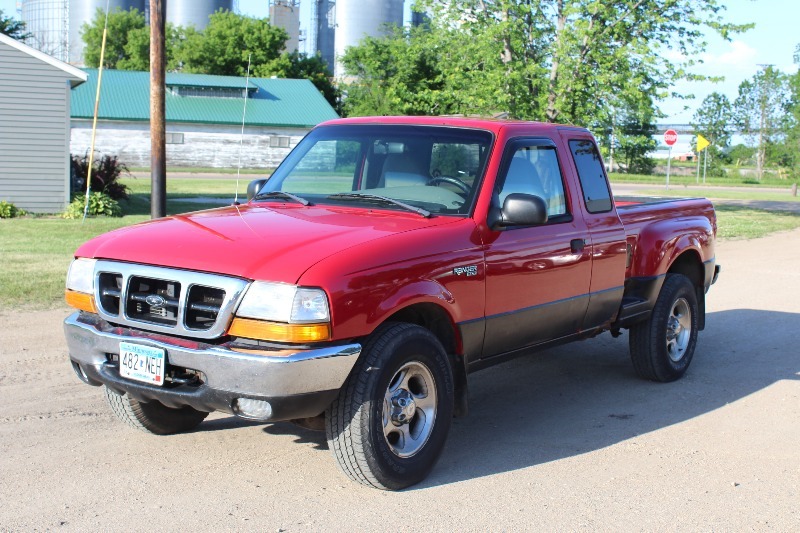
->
[247,179,268,201]
[490,193,548,229]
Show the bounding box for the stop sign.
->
[664,129,678,146]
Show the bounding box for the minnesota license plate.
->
[119,342,166,386]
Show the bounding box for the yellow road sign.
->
[697,134,711,152]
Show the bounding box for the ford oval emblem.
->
[145,294,166,307]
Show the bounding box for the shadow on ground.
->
[420,308,799,488]
[188,308,799,488]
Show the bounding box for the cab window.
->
[569,139,613,213]
[497,145,568,218]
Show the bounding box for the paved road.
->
[1,230,798,530]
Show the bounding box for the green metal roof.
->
[71,69,338,128]
[164,72,253,89]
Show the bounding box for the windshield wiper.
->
[253,191,311,206]
[327,193,431,218]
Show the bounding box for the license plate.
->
[119,342,166,386]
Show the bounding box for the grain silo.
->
[333,0,403,77]
[164,0,233,30]
[269,0,300,53]
[313,0,335,72]
[20,0,69,61]
[67,0,145,64]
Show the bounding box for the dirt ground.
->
[1,229,798,531]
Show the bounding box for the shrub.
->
[70,153,131,201]
[62,192,122,219]
[0,200,25,218]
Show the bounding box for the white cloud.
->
[700,40,757,68]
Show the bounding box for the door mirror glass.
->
[247,179,268,201]
[492,193,548,229]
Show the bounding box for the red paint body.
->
[75,117,716,362]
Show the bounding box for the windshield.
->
[255,125,494,216]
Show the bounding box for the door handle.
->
[570,239,586,253]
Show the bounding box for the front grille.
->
[92,261,249,339]
[98,273,122,315]
[126,276,182,326]
[186,285,225,330]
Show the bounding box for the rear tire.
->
[103,386,208,435]
[325,323,454,490]
[629,274,699,382]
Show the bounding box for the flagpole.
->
[696,145,700,184]
[703,149,708,184]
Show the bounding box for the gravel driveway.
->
[1,229,798,531]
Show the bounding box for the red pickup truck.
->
[64,116,719,490]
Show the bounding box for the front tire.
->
[104,386,208,435]
[629,274,699,382]
[325,323,454,490]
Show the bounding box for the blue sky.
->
[3,0,797,124]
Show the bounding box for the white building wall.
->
[0,35,85,213]
[70,121,309,169]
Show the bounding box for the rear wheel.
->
[103,386,208,435]
[629,274,699,382]
[325,323,454,490]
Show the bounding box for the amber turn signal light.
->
[65,289,97,313]
[228,317,331,343]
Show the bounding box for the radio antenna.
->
[82,0,111,222]
[234,53,252,205]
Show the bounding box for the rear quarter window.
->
[569,139,613,213]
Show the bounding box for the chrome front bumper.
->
[64,312,362,421]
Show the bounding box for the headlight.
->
[236,282,330,323]
[231,282,331,343]
[66,258,97,294]
[65,258,97,313]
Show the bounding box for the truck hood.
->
[75,204,461,283]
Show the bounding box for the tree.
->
[691,92,733,174]
[787,45,800,179]
[116,23,185,71]
[174,11,338,108]
[726,144,756,167]
[734,66,791,180]
[254,51,340,111]
[343,0,749,128]
[607,95,657,174]
[81,10,338,108]
[82,8,148,68]
[339,26,471,117]
[175,11,288,76]
[0,9,30,41]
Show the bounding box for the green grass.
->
[0,216,147,310]
[2,187,799,309]
[0,191,228,310]
[609,171,798,188]
[128,166,273,175]
[715,205,800,240]
[122,177,249,198]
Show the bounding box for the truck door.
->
[481,138,592,359]
[561,133,628,330]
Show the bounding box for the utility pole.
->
[150,0,167,218]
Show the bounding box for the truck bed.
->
[615,196,717,240]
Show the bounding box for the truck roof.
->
[318,115,590,136]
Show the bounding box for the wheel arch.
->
[666,248,707,330]
[667,248,704,288]
[383,302,469,417]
